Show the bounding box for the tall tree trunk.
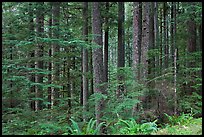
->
[52,2,60,106]
[148,2,155,88]
[187,20,196,53]
[138,2,142,79]
[29,2,36,111]
[48,2,53,109]
[132,2,142,116]
[90,49,94,95]
[174,48,177,115]
[117,2,125,98]
[133,2,140,81]
[36,2,44,110]
[154,2,160,80]
[80,49,83,106]
[127,27,131,67]
[104,2,109,83]
[171,2,177,84]
[82,2,89,122]
[163,2,168,69]
[186,3,197,95]
[141,2,150,85]
[92,2,105,133]
[159,5,163,75]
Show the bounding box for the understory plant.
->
[164,112,194,126]
[110,118,158,135]
[66,118,105,135]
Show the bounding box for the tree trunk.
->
[29,2,36,111]
[92,2,105,133]
[90,49,94,95]
[82,2,89,122]
[133,2,141,81]
[132,2,142,116]
[186,3,197,94]
[141,2,150,85]
[104,2,109,83]
[117,2,125,98]
[163,2,169,69]
[174,48,177,115]
[148,2,155,88]
[159,5,163,74]
[52,2,60,106]
[154,2,160,80]
[36,2,44,110]
[48,2,53,109]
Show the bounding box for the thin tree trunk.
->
[104,2,109,83]
[159,5,163,75]
[117,2,125,98]
[154,2,160,81]
[90,49,94,95]
[29,2,36,111]
[133,2,140,81]
[82,2,89,122]
[163,2,168,69]
[174,48,177,115]
[127,27,131,67]
[148,2,155,88]
[141,2,150,85]
[80,48,83,106]
[48,2,52,109]
[52,2,60,106]
[36,2,44,110]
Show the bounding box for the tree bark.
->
[163,2,169,69]
[159,5,163,74]
[104,2,109,83]
[82,2,89,122]
[133,2,141,81]
[29,2,36,111]
[92,2,105,132]
[132,2,142,116]
[148,2,155,88]
[141,2,150,85]
[52,2,60,106]
[36,2,44,110]
[154,2,160,79]
[117,2,125,98]
[174,48,177,115]
[48,2,53,109]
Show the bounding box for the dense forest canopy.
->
[2,2,202,135]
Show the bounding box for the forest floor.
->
[2,109,202,135]
[152,118,202,135]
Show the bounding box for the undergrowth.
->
[2,108,202,135]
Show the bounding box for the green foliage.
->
[164,112,194,126]
[98,66,148,123]
[2,2,202,135]
[153,118,202,135]
[109,118,158,135]
[66,118,105,135]
[179,93,202,115]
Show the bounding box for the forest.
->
[2,2,202,135]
